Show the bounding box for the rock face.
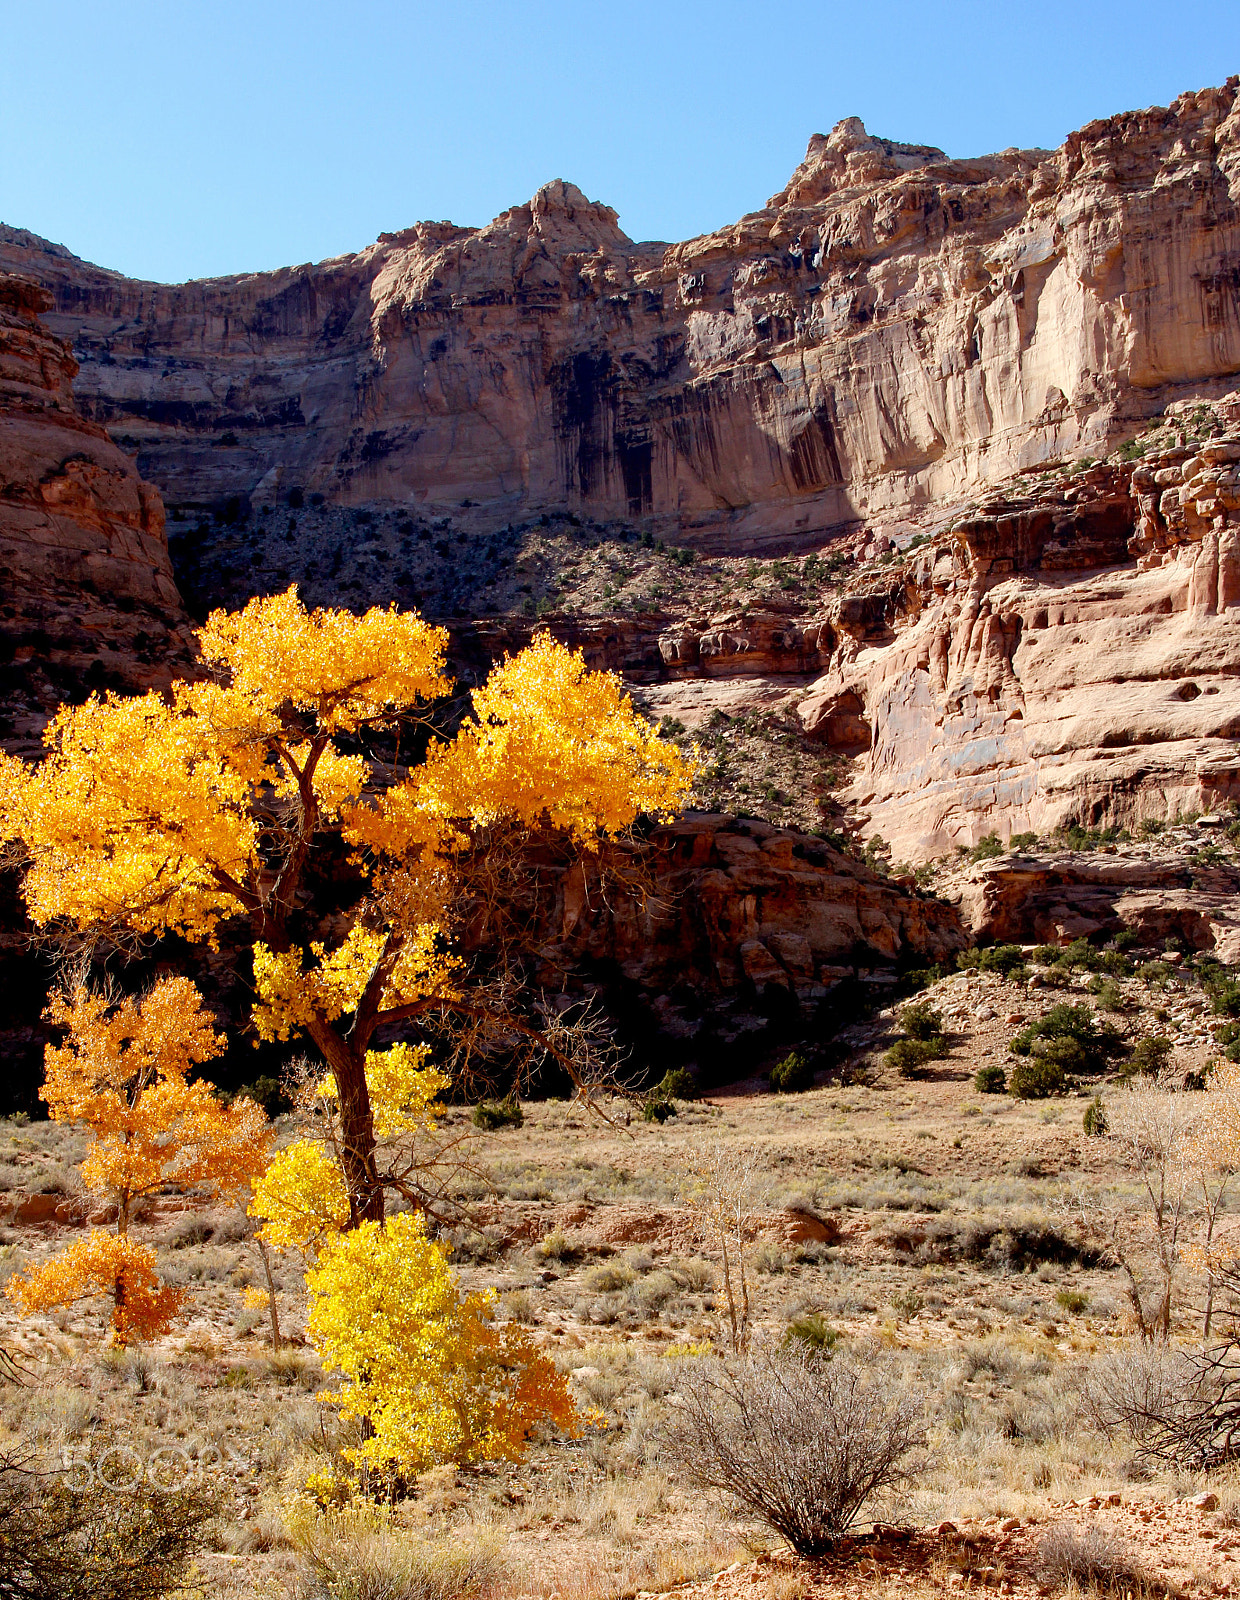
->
[5,83,1240,548]
[954,842,1240,958]
[796,414,1240,861]
[0,274,193,749]
[544,811,961,1003]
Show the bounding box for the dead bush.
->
[661,1345,924,1555]
[1084,1339,1240,1470]
[0,1456,218,1600]
[1036,1523,1149,1594]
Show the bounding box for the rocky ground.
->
[4,948,1240,1598]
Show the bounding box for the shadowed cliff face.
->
[0,274,194,752]
[6,83,1240,550]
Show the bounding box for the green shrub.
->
[900,1000,944,1042]
[969,833,1004,862]
[770,1052,814,1093]
[1205,973,1240,1018]
[1087,976,1132,1013]
[973,1064,1007,1094]
[974,944,1029,981]
[1010,831,1040,851]
[472,1096,524,1131]
[642,1096,676,1123]
[1216,1022,1240,1063]
[885,1038,947,1079]
[1083,1095,1108,1136]
[1055,1288,1090,1315]
[1009,1057,1067,1099]
[654,1067,696,1101]
[783,1312,841,1353]
[1009,1003,1124,1074]
[1124,1036,1173,1078]
[1061,937,1101,972]
[229,1075,291,1116]
[1032,945,1063,967]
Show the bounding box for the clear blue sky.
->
[2,0,1238,283]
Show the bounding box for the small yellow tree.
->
[6,977,269,1341]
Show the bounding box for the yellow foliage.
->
[251,1140,350,1252]
[0,589,452,945]
[434,632,694,841]
[364,1044,449,1139]
[350,633,695,857]
[7,1229,183,1342]
[252,919,464,1044]
[305,1212,577,1477]
[6,977,270,1343]
[42,978,268,1205]
[196,587,450,734]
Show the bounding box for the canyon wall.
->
[4,83,1240,549]
[795,416,1240,860]
[0,274,193,750]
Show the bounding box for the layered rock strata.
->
[796,423,1240,861]
[5,83,1240,547]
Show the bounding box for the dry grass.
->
[1,960,1237,1596]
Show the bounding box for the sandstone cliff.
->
[793,407,1240,860]
[5,83,1240,549]
[0,273,193,750]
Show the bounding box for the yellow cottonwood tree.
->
[6,977,269,1340]
[0,591,691,1224]
[0,587,692,1462]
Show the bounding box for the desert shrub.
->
[873,1213,1097,1269]
[1009,1003,1124,1075]
[770,1052,814,1093]
[287,1501,506,1600]
[1124,1036,1173,1079]
[1061,936,1102,972]
[1083,1341,1240,1470]
[751,1242,785,1275]
[1037,1524,1145,1593]
[1055,1289,1089,1315]
[472,1097,523,1131]
[963,943,1028,981]
[1010,831,1040,850]
[969,833,1003,862]
[899,1000,943,1042]
[884,1038,946,1079]
[232,1074,292,1116]
[1009,1057,1066,1099]
[0,1462,218,1600]
[654,1067,696,1101]
[1216,1022,1240,1064]
[1205,971,1240,1018]
[534,1229,582,1263]
[973,1064,1006,1094]
[784,1313,841,1353]
[498,1288,537,1324]
[1083,1095,1109,1136]
[1088,976,1134,1012]
[642,1095,676,1122]
[662,1347,924,1555]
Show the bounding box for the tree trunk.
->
[309,1022,384,1226]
